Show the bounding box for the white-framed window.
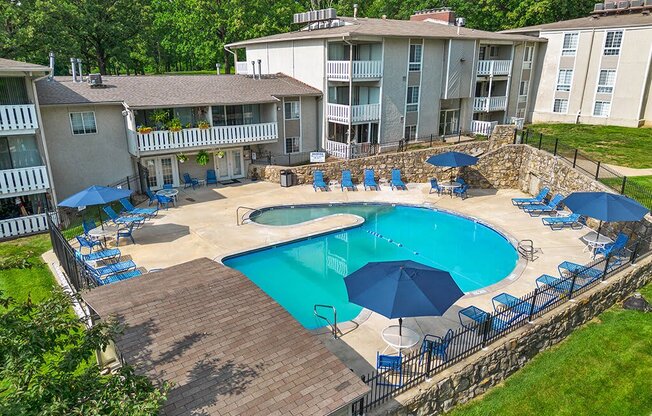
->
[404,125,416,140]
[519,80,529,96]
[603,31,623,56]
[408,44,422,71]
[284,101,300,120]
[593,101,611,117]
[284,137,300,154]
[556,69,573,91]
[597,69,616,94]
[406,86,419,112]
[553,98,568,113]
[562,33,579,56]
[523,45,534,69]
[69,111,97,135]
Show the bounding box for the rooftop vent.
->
[293,8,337,24]
[88,73,105,88]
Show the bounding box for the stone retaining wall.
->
[373,258,652,415]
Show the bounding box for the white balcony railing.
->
[0,104,38,133]
[326,60,383,81]
[324,139,373,159]
[235,62,249,75]
[473,96,508,112]
[132,122,278,154]
[0,166,50,196]
[476,60,512,76]
[327,103,381,124]
[470,120,498,136]
[0,213,50,239]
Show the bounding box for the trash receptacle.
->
[280,169,292,187]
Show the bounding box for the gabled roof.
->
[0,58,50,73]
[83,258,369,416]
[35,73,321,108]
[502,12,652,34]
[227,16,544,48]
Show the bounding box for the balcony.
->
[0,104,38,134]
[0,213,50,239]
[470,120,498,136]
[476,60,512,77]
[327,103,380,125]
[326,61,383,81]
[324,139,373,159]
[129,122,278,155]
[473,96,508,112]
[0,166,50,197]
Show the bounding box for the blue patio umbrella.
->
[562,192,649,240]
[426,151,479,167]
[59,185,133,229]
[344,260,464,336]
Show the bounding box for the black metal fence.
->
[351,240,649,414]
[47,213,95,291]
[517,129,652,210]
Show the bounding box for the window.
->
[284,137,300,154]
[406,86,419,112]
[604,31,623,56]
[556,69,573,91]
[597,69,616,93]
[408,44,422,71]
[593,101,611,117]
[519,80,529,96]
[523,45,534,69]
[69,111,97,135]
[284,101,300,120]
[562,33,579,56]
[404,125,416,140]
[553,98,568,113]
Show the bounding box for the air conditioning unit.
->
[617,1,629,9]
[594,2,605,11]
[630,0,643,6]
[88,73,103,87]
[605,1,617,9]
[644,0,652,6]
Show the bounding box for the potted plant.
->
[198,120,210,129]
[196,150,210,166]
[176,153,188,163]
[167,117,182,132]
[216,150,225,159]
[151,109,169,130]
[137,125,152,134]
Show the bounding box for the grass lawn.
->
[448,281,652,416]
[601,175,652,210]
[0,234,55,303]
[527,124,652,169]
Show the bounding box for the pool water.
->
[223,204,518,329]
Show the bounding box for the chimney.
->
[410,8,456,25]
[257,59,262,79]
[70,58,77,82]
[251,60,257,79]
[48,52,55,81]
[353,3,358,19]
[76,58,83,82]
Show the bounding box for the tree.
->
[0,289,167,415]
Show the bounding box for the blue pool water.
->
[223,204,518,329]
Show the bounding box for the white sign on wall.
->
[310,152,326,163]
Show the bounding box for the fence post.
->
[630,240,640,264]
[595,161,601,180]
[357,376,365,415]
[602,255,611,281]
[527,288,539,320]
[481,317,491,347]
[425,342,433,377]
[430,134,433,147]
[538,133,543,150]
[620,176,627,195]
[553,138,559,156]
[572,149,578,168]
[568,273,578,300]
[512,128,517,144]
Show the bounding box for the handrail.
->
[236,206,258,226]
[314,304,338,339]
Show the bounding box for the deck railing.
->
[0,165,50,196]
[327,103,381,124]
[326,60,383,81]
[0,212,51,239]
[235,62,249,75]
[0,104,38,132]
[324,139,374,159]
[470,120,498,136]
[476,60,512,76]
[131,122,278,155]
[473,96,507,112]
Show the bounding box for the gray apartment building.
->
[228,9,544,158]
[505,2,652,127]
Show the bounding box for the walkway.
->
[604,163,652,177]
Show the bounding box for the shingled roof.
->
[82,258,368,416]
[502,12,652,34]
[0,58,50,73]
[35,73,321,108]
[228,16,544,48]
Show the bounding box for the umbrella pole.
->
[595,220,602,243]
[399,317,403,337]
[98,206,104,230]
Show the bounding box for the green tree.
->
[0,289,167,415]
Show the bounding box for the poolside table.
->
[156,189,179,206]
[381,325,420,354]
[87,224,121,246]
[439,181,461,197]
[581,231,612,255]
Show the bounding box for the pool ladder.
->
[314,304,339,339]
[236,206,257,226]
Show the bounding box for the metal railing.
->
[351,240,650,414]
[236,206,258,226]
[48,213,95,291]
[314,304,338,339]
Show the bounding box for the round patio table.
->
[87,224,121,239]
[381,325,420,354]
[581,231,612,254]
[439,181,461,198]
[156,189,179,206]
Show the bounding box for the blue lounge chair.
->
[119,198,158,217]
[145,189,158,206]
[103,206,145,227]
[85,259,137,279]
[116,223,136,246]
[492,292,557,316]
[595,232,629,259]
[558,261,604,281]
[542,213,583,230]
[420,329,454,363]
[183,173,199,189]
[75,248,121,263]
[455,177,466,186]
[429,178,442,195]
[522,193,564,216]
[453,183,469,199]
[363,169,379,191]
[82,219,97,236]
[376,352,403,387]
[512,187,550,206]
[163,184,174,190]
[390,169,407,190]
[156,194,173,210]
[76,235,102,253]
[313,170,328,192]
[535,274,575,294]
[96,269,143,286]
[206,169,218,185]
[341,170,355,191]
[458,305,520,332]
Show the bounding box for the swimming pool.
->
[223,204,518,330]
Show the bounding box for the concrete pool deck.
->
[80,180,595,376]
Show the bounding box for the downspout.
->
[224,45,237,73]
[576,28,596,124]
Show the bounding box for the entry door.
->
[214,149,244,180]
[439,109,460,136]
[143,156,179,190]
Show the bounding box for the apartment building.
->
[0,59,54,239]
[35,73,320,199]
[228,9,544,158]
[504,2,652,127]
